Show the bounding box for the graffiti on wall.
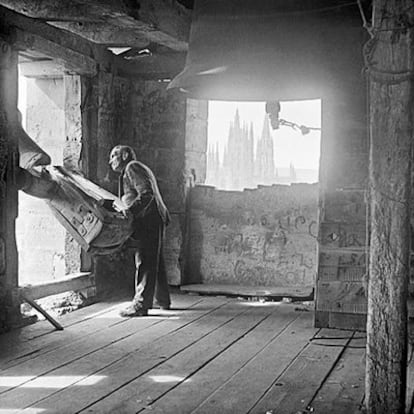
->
[189,184,319,287]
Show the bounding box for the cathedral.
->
[206,109,297,190]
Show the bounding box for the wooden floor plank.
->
[0,296,367,414]
[250,328,354,414]
[0,294,202,369]
[14,299,244,414]
[0,299,132,366]
[139,304,302,414]
[0,295,204,379]
[82,302,281,413]
[190,311,317,414]
[310,336,366,413]
[0,315,162,394]
[1,298,121,344]
[0,296,229,413]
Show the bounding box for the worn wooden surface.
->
[366,0,414,412]
[180,283,314,300]
[0,292,372,414]
[17,272,94,301]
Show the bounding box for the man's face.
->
[109,148,124,172]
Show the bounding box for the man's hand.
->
[112,201,131,219]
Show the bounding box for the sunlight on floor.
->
[0,375,106,388]
[0,410,46,414]
[148,374,191,383]
[239,301,283,307]
[0,376,36,386]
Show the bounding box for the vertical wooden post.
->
[0,38,20,331]
[366,1,414,413]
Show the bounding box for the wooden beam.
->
[115,52,186,80]
[0,6,186,79]
[19,59,66,78]
[47,21,150,48]
[14,29,97,75]
[365,1,414,413]
[0,0,190,51]
[21,295,64,330]
[0,0,103,22]
[0,6,114,73]
[18,272,94,301]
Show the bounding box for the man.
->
[109,145,171,317]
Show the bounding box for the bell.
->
[169,0,364,101]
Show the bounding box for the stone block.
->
[164,213,184,286]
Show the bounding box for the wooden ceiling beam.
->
[114,52,186,80]
[19,60,67,78]
[14,29,97,75]
[0,0,102,22]
[0,0,190,51]
[0,5,186,80]
[48,21,151,48]
[0,6,113,74]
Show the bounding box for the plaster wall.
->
[187,183,318,287]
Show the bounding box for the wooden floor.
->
[0,292,368,414]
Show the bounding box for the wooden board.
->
[17,272,94,300]
[316,281,366,314]
[0,299,131,368]
[250,329,354,414]
[0,295,369,414]
[311,336,366,413]
[323,190,366,223]
[0,293,203,366]
[83,303,282,413]
[315,310,367,331]
[318,250,366,267]
[190,312,317,414]
[318,265,366,282]
[14,301,248,413]
[319,222,366,250]
[138,305,302,414]
[180,284,314,300]
[0,297,228,411]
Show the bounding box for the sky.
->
[207,99,321,170]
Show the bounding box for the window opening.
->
[16,55,82,286]
[206,100,321,191]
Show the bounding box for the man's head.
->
[109,145,137,172]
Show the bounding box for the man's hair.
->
[113,145,137,161]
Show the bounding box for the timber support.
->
[365,1,414,412]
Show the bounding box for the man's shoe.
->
[119,305,148,317]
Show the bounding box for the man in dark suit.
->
[109,145,171,316]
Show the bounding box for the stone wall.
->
[187,183,318,287]
[85,76,191,293]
